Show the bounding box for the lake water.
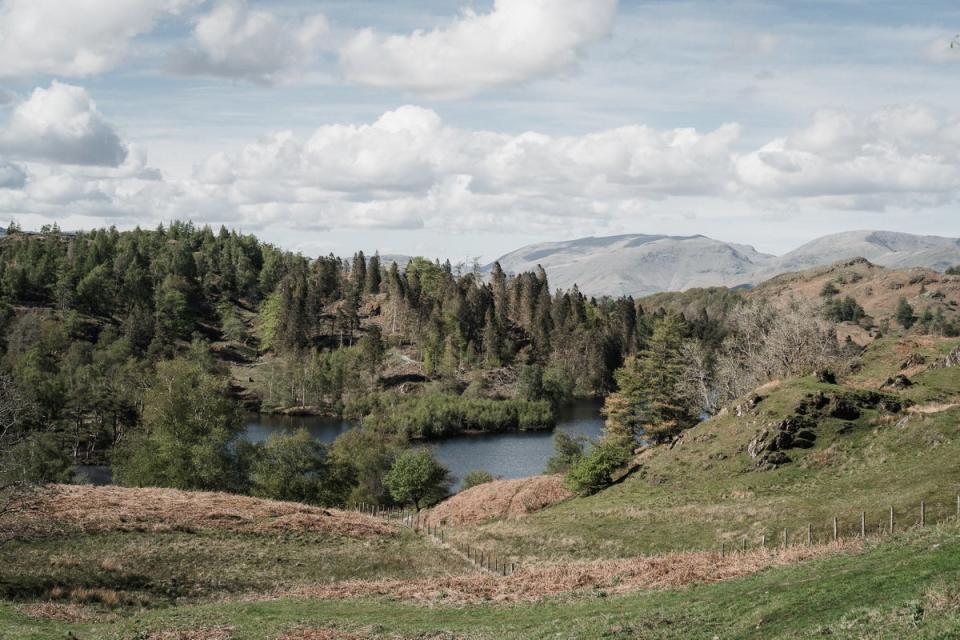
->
[244,400,605,489]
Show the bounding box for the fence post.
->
[860,512,866,538]
[761,534,766,548]
[889,506,894,534]
[741,538,746,553]
[833,517,838,542]
[807,524,812,546]
[783,528,788,548]
[920,501,925,527]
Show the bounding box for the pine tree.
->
[602,314,696,444]
[351,251,367,293]
[366,252,382,294]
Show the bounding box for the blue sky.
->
[0,0,958,262]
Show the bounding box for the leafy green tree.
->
[384,448,451,510]
[113,356,243,491]
[460,469,495,491]
[545,432,586,474]
[250,429,352,505]
[564,434,633,495]
[820,281,839,297]
[329,427,402,505]
[946,265,960,276]
[895,297,916,329]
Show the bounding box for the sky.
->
[0,0,959,263]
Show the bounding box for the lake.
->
[244,400,605,489]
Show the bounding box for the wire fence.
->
[342,502,517,575]
[342,494,960,576]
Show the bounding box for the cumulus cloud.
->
[167,1,330,84]
[340,0,618,97]
[0,82,129,166]
[3,103,960,237]
[736,105,960,200]
[0,0,200,78]
[177,105,740,231]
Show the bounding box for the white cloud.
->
[167,1,330,84]
[3,103,960,242]
[0,0,200,78]
[736,105,960,200]
[340,0,618,97]
[0,82,129,166]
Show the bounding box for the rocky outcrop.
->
[734,395,763,417]
[944,347,960,368]
[747,415,818,470]
[746,389,903,471]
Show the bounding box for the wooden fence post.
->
[741,538,746,553]
[761,534,766,548]
[833,517,838,542]
[889,506,894,534]
[920,501,925,527]
[860,512,866,538]
[807,524,812,546]
[783,528,788,548]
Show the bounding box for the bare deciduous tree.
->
[678,339,714,416]
[0,373,40,521]
[714,298,844,404]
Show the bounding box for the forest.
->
[0,222,944,511]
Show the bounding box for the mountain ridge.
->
[489,230,960,297]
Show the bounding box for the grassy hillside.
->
[750,258,960,333]
[440,335,960,561]
[4,521,960,638]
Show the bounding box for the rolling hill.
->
[491,230,960,297]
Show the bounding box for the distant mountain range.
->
[490,230,960,297]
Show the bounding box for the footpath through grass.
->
[4,522,960,639]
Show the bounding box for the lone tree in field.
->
[896,297,915,330]
[384,448,451,511]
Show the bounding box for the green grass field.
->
[4,522,960,639]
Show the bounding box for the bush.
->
[460,469,495,490]
[545,432,586,474]
[565,435,633,495]
[249,428,352,505]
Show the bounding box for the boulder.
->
[747,429,770,458]
[816,369,837,384]
[828,397,860,420]
[735,395,763,417]
[793,430,817,448]
[884,374,912,390]
[945,347,960,368]
[899,353,927,370]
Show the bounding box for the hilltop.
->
[492,230,960,297]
